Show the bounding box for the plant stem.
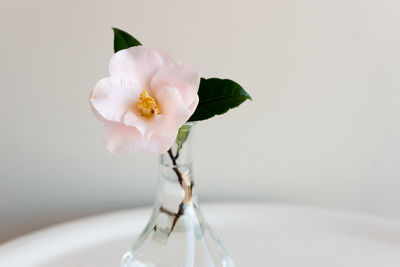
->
[166,147,187,235]
[167,149,184,186]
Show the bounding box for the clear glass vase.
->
[120,123,234,267]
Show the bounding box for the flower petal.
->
[90,77,139,123]
[103,121,145,154]
[123,111,166,141]
[144,131,178,154]
[156,86,192,133]
[109,47,173,91]
[151,61,200,106]
[187,94,199,114]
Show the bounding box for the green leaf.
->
[112,28,142,53]
[176,124,192,151]
[188,78,251,122]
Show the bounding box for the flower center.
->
[136,90,160,118]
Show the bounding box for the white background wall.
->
[1,0,400,243]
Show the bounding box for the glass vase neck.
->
[157,123,196,212]
[159,122,195,167]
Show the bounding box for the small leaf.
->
[188,78,251,122]
[112,28,142,53]
[176,124,192,151]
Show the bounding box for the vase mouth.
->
[184,121,196,127]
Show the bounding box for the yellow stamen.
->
[136,90,160,117]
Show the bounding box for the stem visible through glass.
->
[165,146,192,235]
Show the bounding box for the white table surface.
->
[1,202,400,267]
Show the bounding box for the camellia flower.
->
[90,46,200,154]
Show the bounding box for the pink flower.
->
[90,46,200,154]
